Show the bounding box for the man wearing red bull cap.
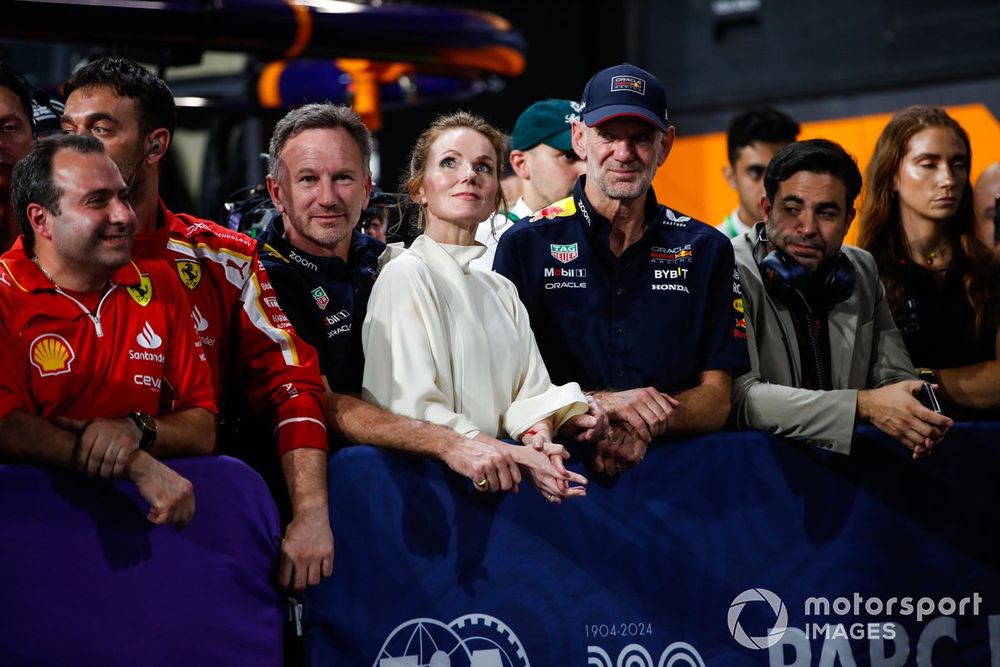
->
[494,63,749,475]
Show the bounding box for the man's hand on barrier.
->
[591,388,679,442]
[57,416,141,479]
[558,395,609,443]
[279,503,334,593]
[510,442,587,503]
[452,433,521,492]
[124,451,195,528]
[857,381,953,458]
[592,421,647,476]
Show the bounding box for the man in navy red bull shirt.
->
[494,63,749,475]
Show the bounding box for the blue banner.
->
[307,424,1000,666]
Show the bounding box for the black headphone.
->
[756,226,856,310]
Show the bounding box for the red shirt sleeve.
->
[237,250,328,456]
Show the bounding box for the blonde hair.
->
[403,111,508,230]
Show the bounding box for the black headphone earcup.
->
[820,252,856,306]
[760,249,809,304]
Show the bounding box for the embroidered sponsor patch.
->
[30,334,75,376]
[550,243,579,264]
[311,286,329,310]
[650,244,693,264]
[176,260,202,290]
[611,75,645,95]
[127,275,153,307]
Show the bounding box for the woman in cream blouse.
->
[362,112,604,502]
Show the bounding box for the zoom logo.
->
[587,642,704,666]
[374,613,528,667]
[728,588,788,649]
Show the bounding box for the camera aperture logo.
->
[728,588,788,649]
[727,588,985,652]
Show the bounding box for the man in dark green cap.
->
[473,98,585,270]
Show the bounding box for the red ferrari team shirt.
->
[0,245,216,422]
[130,202,328,456]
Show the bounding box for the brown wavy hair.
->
[402,111,507,231]
[857,105,999,333]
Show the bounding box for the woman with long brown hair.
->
[858,105,1000,417]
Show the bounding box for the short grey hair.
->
[268,103,373,179]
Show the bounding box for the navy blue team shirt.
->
[493,177,749,394]
[257,216,382,394]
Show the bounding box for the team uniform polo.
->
[131,202,327,456]
[0,244,215,421]
[257,217,383,394]
[493,178,749,394]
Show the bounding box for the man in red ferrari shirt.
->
[61,57,331,591]
[0,134,216,527]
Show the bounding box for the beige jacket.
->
[732,224,916,454]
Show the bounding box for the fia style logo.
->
[374,613,528,667]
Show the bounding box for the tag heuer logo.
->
[311,286,330,310]
[550,243,579,264]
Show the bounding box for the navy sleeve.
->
[700,238,751,374]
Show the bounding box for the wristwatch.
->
[128,411,158,452]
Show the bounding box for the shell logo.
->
[29,334,75,377]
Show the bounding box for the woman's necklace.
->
[923,242,951,267]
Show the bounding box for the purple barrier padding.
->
[0,456,284,667]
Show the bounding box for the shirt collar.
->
[0,242,141,293]
[259,215,372,276]
[572,176,661,233]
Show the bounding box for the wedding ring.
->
[476,478,489,488]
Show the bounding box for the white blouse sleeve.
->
[495,278,588,439]
[361,256,482,438]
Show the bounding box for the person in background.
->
[973,161,1000,255]
[0,62,34,252]
[471,99,585,271]
[717,106,800,239]
[363,111,607,503]
[858,106,1000,419]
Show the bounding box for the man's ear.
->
[26,203,52,240]
[845,206,857,233]
[265,174,285,215]
[760,194,773,220]
[571,121,587,162]
[655,126,675,168]
[723,164,736,190]
[509,150,529,180]
[145,128,171,165]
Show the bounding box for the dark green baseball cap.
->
[511,99,580,152]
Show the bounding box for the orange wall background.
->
[652,104,1000,245]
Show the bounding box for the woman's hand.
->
[510,437,587,503]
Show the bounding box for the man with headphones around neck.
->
[732,138,952,457]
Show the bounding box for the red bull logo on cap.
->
[611,75,645,95]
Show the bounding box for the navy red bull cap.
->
[579,63,669,132]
